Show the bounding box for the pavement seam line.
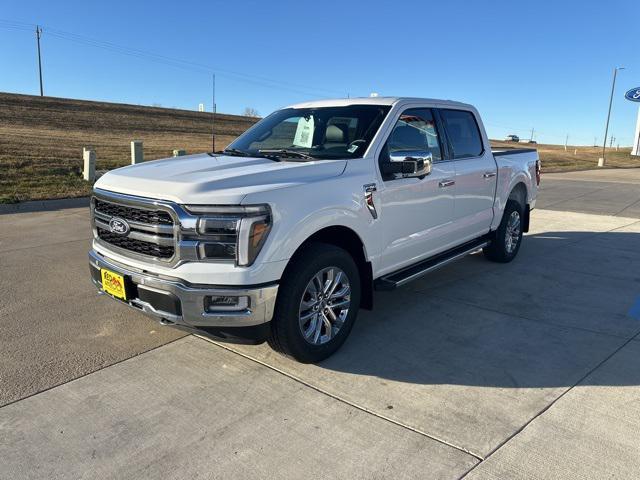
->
[194,334,485,462]
[457,329,640,479]
[0,335,189,410]
[613,196,640,217]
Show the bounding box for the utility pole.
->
[610,136,614,148]
[211,73,216,153]
[600,66,625,166]
[530,128,534,142]
[564,134,569,151]
[36,25,44,96]
[594,137,597,147]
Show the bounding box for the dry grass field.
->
[0,92,257,203]
[491,140,637,172]
[0,92,638,203]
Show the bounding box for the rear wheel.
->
[268,243,361,363]
[484,199,523,263]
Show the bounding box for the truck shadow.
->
[316,230,640,387]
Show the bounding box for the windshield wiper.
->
[220,148,252,157]
[220,148,281,162]
[258,149,315,160]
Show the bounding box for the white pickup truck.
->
[89,97,540,362]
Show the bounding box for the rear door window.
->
[440,109,484,159]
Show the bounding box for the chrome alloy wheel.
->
[298,267,351,345]
[505,210,521,254]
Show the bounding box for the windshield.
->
[227,105,391,160]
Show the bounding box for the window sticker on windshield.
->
[347,144,359,153]
[293,116,314,148]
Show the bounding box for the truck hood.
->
[94,153,347,204]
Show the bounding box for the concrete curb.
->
[0,197,90,215]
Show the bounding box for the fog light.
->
[204,295,249,312]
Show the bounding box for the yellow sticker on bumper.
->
[101,268,127,300]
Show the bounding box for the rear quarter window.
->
[440,109,484,159]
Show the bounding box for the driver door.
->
[375,108,457,276]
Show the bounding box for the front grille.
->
[93,196,177,260]
[97,228,175,258]
[94,199,173,225]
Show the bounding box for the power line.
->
[0,18,348,99]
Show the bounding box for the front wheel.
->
[267,243,361,363]
[484,199,524,263]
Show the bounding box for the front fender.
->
[243,169,374,265]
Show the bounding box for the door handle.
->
[483,172,497,178]
[438,180,455,188]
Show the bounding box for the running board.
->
[374,236,490,291]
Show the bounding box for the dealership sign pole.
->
[600,68,625,167]
[626,88,640,156]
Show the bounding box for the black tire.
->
[267,243,361,363]
[483,199,524,263]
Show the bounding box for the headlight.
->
[184,204,272,266]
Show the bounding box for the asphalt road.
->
[1,168,640,479]
[538,168,640,218]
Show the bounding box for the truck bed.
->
[492,148,537,156]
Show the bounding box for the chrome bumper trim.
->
[89,249,278,328]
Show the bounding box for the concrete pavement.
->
[538,168,640,218]
[0,205,183,407]
[1,168,640,478]
[0,336,475,480]
[465,340,640,479]
[220,211,640,460]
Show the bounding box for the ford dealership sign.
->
[625,88,640,102]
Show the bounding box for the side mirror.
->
[382,151,433,178]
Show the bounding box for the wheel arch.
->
[285,225,374,310]
[508,181,530,232]
[508,181,528,206]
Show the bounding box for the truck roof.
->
[285,97,473,109]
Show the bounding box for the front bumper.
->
[89,249,278,328]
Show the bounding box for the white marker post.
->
[83,147,95,181]
[131,140,143,164]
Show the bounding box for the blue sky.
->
[1,0,639,146]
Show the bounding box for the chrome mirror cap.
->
[388,151,433,178]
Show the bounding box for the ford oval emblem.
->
[624,88,640,102]
[109,217,130,236]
